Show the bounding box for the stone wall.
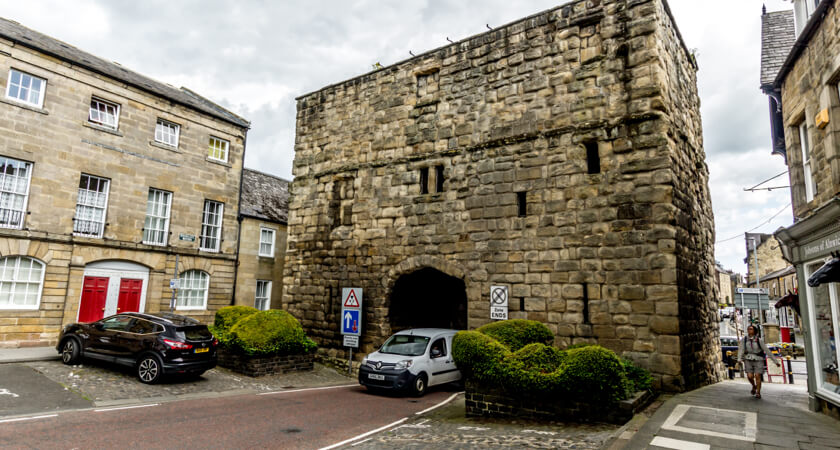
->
[234,217,287,309]
[217,349,314,377]
[780,1,840,220]
[0,33,246,346]
[285,0,721,391]
[746,235,788,284]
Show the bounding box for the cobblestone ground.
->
[350,395,620,450]
[25,360,354,404]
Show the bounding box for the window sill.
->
[258,253,275,258]
[73,232,104,240]
[206,157,232,168]
[142,241,168,247]
[0,305,40,311]
[149,140,182,153]
[0,97,49,115]
[83,122,123,137]
[175,306,207,311]
[199,248,220,254]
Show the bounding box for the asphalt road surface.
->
[0,384,456,449]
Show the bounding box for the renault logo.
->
[375,362,382,370]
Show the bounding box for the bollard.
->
[787,356,794,384]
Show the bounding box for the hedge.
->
[210,306,317,356]
[452,320,652,403]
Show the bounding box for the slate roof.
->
[240,169,290,224]
[760,10,796,89]
[0,17,249,129]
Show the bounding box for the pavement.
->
[0,345,60,363]
[611,379,840,450]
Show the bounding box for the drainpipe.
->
[231,129,249,306]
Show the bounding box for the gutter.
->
[773,0,834,88]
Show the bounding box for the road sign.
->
[169,279,180,289]
[342,309,361,335]
[341,288,362,338]
[343,335,359,348]
[736,288,768,295]
[179,233,195,242]
[343,288,361,307]
[490,285,508,320]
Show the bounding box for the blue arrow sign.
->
[341,309,360,336]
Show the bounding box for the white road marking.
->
[350,438,372,446]
[0,388,19,398]
[458,426,490,431]
[258,384,357,396]
[650,436,710,450]
[523,429,557,436]
[661,404,757,442]
[94,404,159,412]
[395,419,431,430]
[320,417,409,450]
[0,414,58,424]
[414,392,462,415]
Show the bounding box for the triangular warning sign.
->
[344,289,360,307]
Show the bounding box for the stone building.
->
[714,262,736,306]
[0,18,249,347]
[285,0,721,391]
[761,0,840,418]
[234,169,289,310]
[743,233,789,286]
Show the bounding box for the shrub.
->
[566,343,594,350]
[453,320,646,404]
[622,358,653,392]
[220,309,317,356]
[212,305,259,343]
[476,319,554,352]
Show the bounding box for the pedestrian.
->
[737,325,781,399]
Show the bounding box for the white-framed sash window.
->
[143,188,172,246]
[199,200,223,252]
[259,227,276,257]
[177,270,209,310]
[0,156,32,229]
[154,119,180,147]
[89,97,120,130]
[799,122,815,203]
[255,280,271,311]
[5,69,46,108]
[74,174,110,238]
[208,136,229,163]
[0,256,45,310]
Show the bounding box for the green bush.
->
[212,305,259,343]
[476,319,554,352]
[622,358,653,392]
[452,320,648,404]
[211,308,317,356]
[566,343,594,350]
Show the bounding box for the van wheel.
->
[412,374,427,397]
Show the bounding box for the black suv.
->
[57,312,217,384]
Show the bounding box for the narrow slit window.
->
[519,297,525,311]
[420,167,429,194]
[585,142,600,174]
[435,165,444,193]
[517,192,527,217]
[582,284,590,324]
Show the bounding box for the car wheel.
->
[412,373,427,397]
[137,354,163,384]
[60,338,80,365]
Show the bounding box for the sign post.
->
[340,288,363,374]
[490,285,509,320]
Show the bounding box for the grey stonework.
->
[284,0,722,392]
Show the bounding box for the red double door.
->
[78,277,143,322]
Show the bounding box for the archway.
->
[389,267,468,331]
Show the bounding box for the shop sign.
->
[803,230,840,258]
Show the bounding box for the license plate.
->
[368,373,385,381]
[195,347,209,353]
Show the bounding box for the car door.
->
[427,337,458,386]
[120,318,156,361]
[87,315,134,357]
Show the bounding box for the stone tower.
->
[285,0,722,391]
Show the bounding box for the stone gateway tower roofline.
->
[285,0,721,392]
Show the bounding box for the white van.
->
[359,328,461,396]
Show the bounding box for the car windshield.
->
[379,334,431,356]
[175,326,213,341]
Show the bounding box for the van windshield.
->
[379,335,430,356]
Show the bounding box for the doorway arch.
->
[388,267,468,331]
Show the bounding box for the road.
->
[0,384,455,449]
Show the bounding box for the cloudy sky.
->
[1,0,794,276]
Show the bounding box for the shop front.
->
[776,199,840,418]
